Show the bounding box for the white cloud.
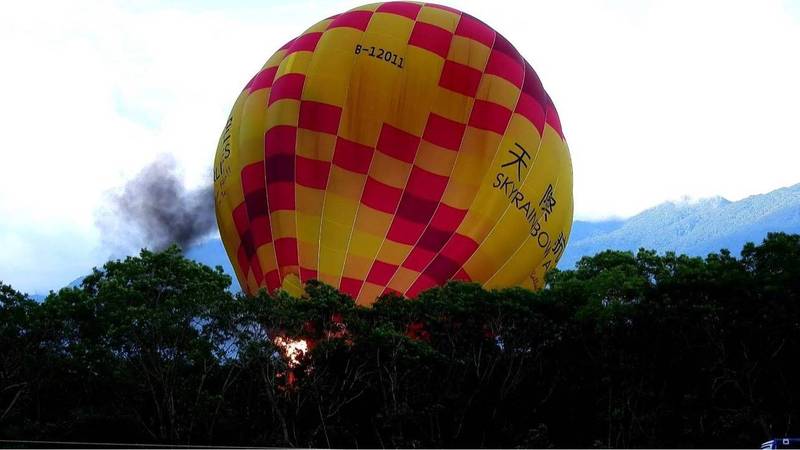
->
[0,0,798,291]
[0,0,338,292]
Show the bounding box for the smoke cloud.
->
[97,156,215,254]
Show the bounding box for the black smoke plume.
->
[97,156,215,254]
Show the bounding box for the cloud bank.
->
[1,0,798,292]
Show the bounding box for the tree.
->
[1,235,799,447]
[0,284,37,429]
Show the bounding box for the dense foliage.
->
[1,233,799,448]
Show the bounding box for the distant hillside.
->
[18,182,800,300]
[560,183,800,269]
[142,183,800,291]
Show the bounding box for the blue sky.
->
[1,0,799,293]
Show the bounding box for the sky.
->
[1,0,799,293]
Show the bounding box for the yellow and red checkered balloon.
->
[213,2,573,304]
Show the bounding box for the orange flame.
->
[273,336,308,368]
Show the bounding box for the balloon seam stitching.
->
[313,7,381,289]
[291,18,339,290]
[261,51,294,293]
[361,3,469,298]
[347,3,448,301]
[399,30,524,295]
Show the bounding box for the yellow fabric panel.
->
[317,268,344,286]
[222,89,270,216]
[370,10,415,38]
[440,127,502,209]
[459,247,496,286]
[295,185,325,216]
[476,75,519,111]
[275,50,313,79]
[304,28,361,106]
[319,243,347,278]
[369,151,411,187]
[457,211,497,244]
[345,221,387,264]
[375,239,411,265]
[390,45,446,135]
[337,29,407,146]
[342,252,373,279]
[318,192,358,287]
[298,240,320,273]
[353,206,393,237]
[454,156,526,242]
[341,225,387,280]
[256,244,278,273]
[326,166,365,200]
[296,212,322,245]
[316,27,362,57]
[414,141,457,177]
[270,210,297,240]
[430,86,474,124]
[297,215,321,275]
[447,35,491,71]
[356,282,384,305]
[321,193,360,229]
[281,273,304,297]
[440,179,481,210]
[417,5,460,32]
[346,229,385,259]
[238,90,270,159]
[320,217,351,252]
[387,266,420,293]
[264,99,300,128]
[296,129,336,161]
[295,157,327,280]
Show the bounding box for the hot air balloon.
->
[213,2,573,305]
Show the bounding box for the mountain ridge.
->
[560,182,800,268]
[191,182,800,285]
[25,182,800,298]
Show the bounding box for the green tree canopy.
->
[0,234,798,447]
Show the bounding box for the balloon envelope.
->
[214,2,573,304]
